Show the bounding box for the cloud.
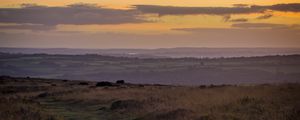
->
[229,18,248,22]
[66,3,99,8]
[173,23,300,32]
[0,3,145,25]
[231,23,289,29]
[1,3,298,27]
[256,14,273,20]
[19,3,45,8]
[269,3,300,12]
[222,15,231,22]
[134,5,264,15]
[232,4,249,8]
[222,15,248,22]
[0,24,55,31]
[135,3,300,16]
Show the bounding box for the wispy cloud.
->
[232,4,250,8]
[256,14,273,20]
[222,15,231,22]
[229,18,248,22]
[231,23,290,29]
[222,15,248,22]
[134,5,264,15]
[173,23,300,32]
[269,3,300,12]
[0,24,55,31]
[135,3,300,16]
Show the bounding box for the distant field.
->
[0,76,299,120]
[1,53,300,85]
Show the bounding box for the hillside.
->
[0,76,299,120]
[1,53,300,85]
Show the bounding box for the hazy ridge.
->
[1,47,300,58]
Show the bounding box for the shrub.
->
[199,85,206,89]
[96,81,113,87]
[78,82,89,85]
[116,80,125,84]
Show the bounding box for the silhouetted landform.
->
[1,47,300,58]
[0,76,299,120]
[1,53,300,85]
[1,52,300,85]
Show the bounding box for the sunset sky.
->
[0,0,300,48]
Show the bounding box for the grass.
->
[0,98,62,120]
[0,76,299,120]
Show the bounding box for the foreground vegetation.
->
[1,76,299,120]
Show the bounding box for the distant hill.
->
[1,53,299,85]
[1,47,300,58]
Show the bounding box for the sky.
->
[0,0,300,48]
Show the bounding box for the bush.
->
[78,82,89,85]
[116,80,125,84]
[96,81,113,87]
[199,85,206,89]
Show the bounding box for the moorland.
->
[0,76,299,120]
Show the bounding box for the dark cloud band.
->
[134,5,264,15]
[135,3,300,16]
[0,3,144,25]
[0,24,55,31]
[0,3,299,27]
[231,23,290,29]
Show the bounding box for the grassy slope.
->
[0,76,299,120]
